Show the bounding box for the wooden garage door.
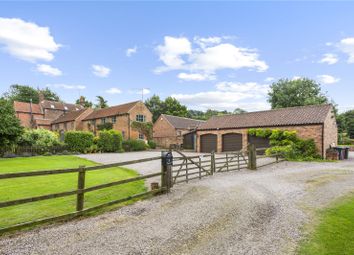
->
[200,134,217,153]
[222,133,243,152]
[248,135,270,149]
[183,132,195,150]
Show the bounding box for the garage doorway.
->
[200,134,217,153]
[222,133,243,152]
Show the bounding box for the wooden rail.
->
[0,156,165,234]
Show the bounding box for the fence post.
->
[199,156,202,179]
[76,165,86,211]
[276,152,279,163]
[161,151,172,193]
[211,151,215,175]
[247,144,257,170]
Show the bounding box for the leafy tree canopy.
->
[145,95,165,122]
[75,96,93,108]
[3,85,60,103]
[95,96,108,109]
[233,108,247,114]
[268,78,329,109]
[338,110,354,139]
[0,98,23,146]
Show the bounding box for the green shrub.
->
[19,129,61,147]
[147,140,157,149]
[97,130,123,152]
[97,122,113,131]
[250,128,320,160]
[122,139,147,152]
[64,131,94,153]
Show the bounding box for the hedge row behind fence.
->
[64,131,94,153]
[0,145,69,157]
[97,130,123,152]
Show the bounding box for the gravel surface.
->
[1,153,354,255]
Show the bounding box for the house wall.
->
[43,108,65,120]
[323,108,338,153]
[196,124,325,157]
[16,112,44,128]
[74,109,94,130]
[128,101,153,140]
[52,121,76,132]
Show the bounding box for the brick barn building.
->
[195,104,337,158]
[153,114,205,149]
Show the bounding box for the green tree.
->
[163,97,188,117]
[268,78,329,109]
[95,96,108,109]
[145,95,165,122]
[3,85,61,103]
[233,108,247,114]
[0,98,23,146]
[4,84,39,103]
[75,96,93,108]
[187,109,207,120]
[39,88,60,102]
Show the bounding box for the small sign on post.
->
[161,151,173,192]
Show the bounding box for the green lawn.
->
[299,193,354,255]
[0,156,146,229]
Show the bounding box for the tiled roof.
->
[51,109,87,124]
[13,101,43,114]
[198,104,333,130]
[162,114,205,129]
[40,100,84,111]
[34,118,52,126]
[83,101,140,121]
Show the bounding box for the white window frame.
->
[136,114,146,122]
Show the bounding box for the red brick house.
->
[13,100,84,129]
[153,114,205,148]
[51,108,94,132]
[195,104,337,158]
[82,101,152,140]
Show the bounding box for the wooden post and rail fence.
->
[0,145,281,233]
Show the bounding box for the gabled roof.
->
[13,101,43,114]
[51,109,88,124]
[40,100,84,111]
[161,114,205,129]
[83,101,140,121]
[198,104,333,130]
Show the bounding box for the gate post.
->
[247,144,257,170]
[211,151,216,175]
[161,151,173,193]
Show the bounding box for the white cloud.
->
[337,37,354,63]
[92,65,111,77]
[155,36,268,80]
[319,53,338,65]
[264,77,275,82]
[126,46,137,57]
[36,64,62,76]
[47,84,86,90]
[177,72,216,81]
[155,36,192,72]
[172,81,270,111]
[317,74,340,84]
[105,87,122,94]
[0,17,60,62]
[142,88,150,95]
[292,76,303,81]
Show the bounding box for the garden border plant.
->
[248,128,321,161]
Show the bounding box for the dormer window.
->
[64,106,68,110]
[50,105,55,109]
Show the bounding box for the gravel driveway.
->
[1,154,354,255]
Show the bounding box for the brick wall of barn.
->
[196,124,325,157]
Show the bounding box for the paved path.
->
[1,154,354,255]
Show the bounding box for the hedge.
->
[122,139,147,151]
[97,130,123,152]
[64,131,94,153]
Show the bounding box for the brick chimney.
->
[79,96,85,106]
[38,91,44,102]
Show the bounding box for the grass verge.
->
[0,156,146,230]
[298,192,354,255]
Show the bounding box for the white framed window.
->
[136,114,146,122]
[112,116,117,124]
[50,104,55,109]
[138,133,144,140]
[64,106,68,111]
[101,118,106,124]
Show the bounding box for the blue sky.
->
[0,1,353,112]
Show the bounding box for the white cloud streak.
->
[105,87,122,94]
[155,36,268,81]
[319,53,338,65]
[126,46,137,57]
[337,37,354,63]
[92,65,111,77]
[317,74,340,84]
[47,84,86,90]
[36,64,62,76]
[0,17,60,62]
